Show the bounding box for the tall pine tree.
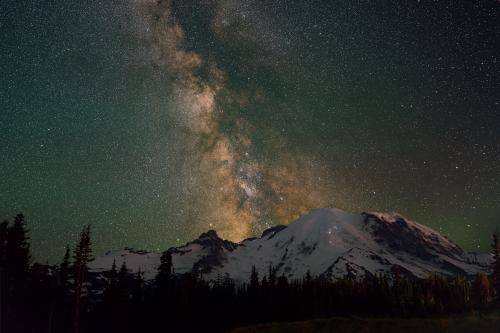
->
[59,245,71,289]
[4,214,31,333]
[72,225,93,333]
[110,259,118,282]
[131,269,144,307]
[117,261,130,304]
[472,272,491,309]
[130,269,144,331]
[0,221,8,333]
[156,250,172,291]
[250,265,259,291]
[0,221,7,268]
[491,229,500,305]
[54,244,72,333]
[5,214,31,279]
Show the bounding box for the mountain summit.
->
[90,208,489,281]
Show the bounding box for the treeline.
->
[1,214,500,333]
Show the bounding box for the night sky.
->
[1,0,499,261]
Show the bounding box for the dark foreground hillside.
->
[230,314,500,333]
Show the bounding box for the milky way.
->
[1,0,498,261]
[135,0,336,240]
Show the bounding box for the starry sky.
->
[1,0,499,261]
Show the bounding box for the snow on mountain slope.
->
[90,248,161,280]
[89,208,490,281]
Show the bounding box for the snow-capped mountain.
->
[89,208,490,281]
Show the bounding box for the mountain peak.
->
[90,208,490,282]
[198,229,220,240]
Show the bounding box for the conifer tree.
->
[491,230,500,305]
[111,261,131,330]
[250,265,259,290]
[110,259,118,282]
[261,275,268,286]
[53,244,72,333]
[0,221,7,268]
[2,214,32,333]
[392,272,405,313]
[130,269,144,331]
[117,261,130,302]
[131,269,144,306]
[59,245,71,288]
[72,225,93,333]
[100,259,121,332]
[103,260,118,306]
[472,272,490,309]
[0,221,8,333]
[268,264,277,288]
[156,250,172,291]
[5,214,31,279]
[118,261,128,282]
[451,275,469,310]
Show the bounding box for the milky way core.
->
[137,0,337,240]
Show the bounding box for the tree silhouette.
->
[60,245,71,288]
[156,250,172,292]
[4,214,31,333]
[491,230,500,305]
[250,265,259,290]
[0,221,7,267]
[0,220,9,333]
[472,272,490,309]
[72,225,93,333]
[5,214,31,279]
[131,268,144,308]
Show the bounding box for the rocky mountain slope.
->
[90,208,490,281]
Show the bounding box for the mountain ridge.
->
[90,208,491,281]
